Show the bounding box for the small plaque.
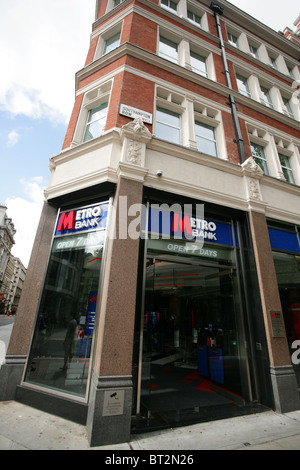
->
[103,390,125,417]
[269,310,285,338]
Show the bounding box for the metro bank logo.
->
[55,203,108,235]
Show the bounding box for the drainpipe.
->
[210,2,246,164]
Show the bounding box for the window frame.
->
[190,50,207,77]
[155,106,181,145]
[158,35,179,64]
[103,32,121,55]
[83,102,109,143]
[249,43,259,59]
[236,73,251,98]
[227,32,239,48]
[250,141,269,175]
[187,9,202,27]
[194,120,218,157]
[161,0,178,14]
[282,97,295,119]
[278,153,295,184]
[260,86,273,109]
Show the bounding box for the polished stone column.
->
[249,210,300,412]
[87,174,145,446]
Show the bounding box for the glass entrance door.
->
[138,257,248,427]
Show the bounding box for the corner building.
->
[1,0,300,446]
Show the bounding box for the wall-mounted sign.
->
[119,103,152,124]
[269,310,286,338]
[55,202,109,236]
[103,390,125,417]
[148,207,236,247]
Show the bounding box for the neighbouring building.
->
[281,13,300,46]
[4,257,27,315]
[0,204,16,313]
[0,0,299,447]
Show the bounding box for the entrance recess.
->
[136,255,252,428]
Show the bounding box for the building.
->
[0,204,16,313]
[0,0,299,447]
[281,13,300,46]
[4,257,27,315]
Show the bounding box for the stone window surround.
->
[72,82,113,146]
[246,123,300,185]
[157,26,215,81]
[224,22,300,81]
[154,85,226,158]
[233,65,300,122]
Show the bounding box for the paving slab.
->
[0,400,300,451]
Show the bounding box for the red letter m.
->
[57,211,76,232]
[171,213,192,236]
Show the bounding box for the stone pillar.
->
[242,157,300,413]
[248,210,300,412]
[0,202,58,401]
[86,119,150,446]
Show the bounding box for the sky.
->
[0,0,298,268]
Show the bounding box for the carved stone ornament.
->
[241,156,264,177]
[120,118,152,167]
[121,118,152,142]
[126,139,142,165]
[248,177,261,200]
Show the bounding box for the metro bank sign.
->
[55,202,109,236]
[148,207,235,247]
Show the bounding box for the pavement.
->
[0,400,300,451]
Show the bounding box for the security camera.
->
[156,170,163,177]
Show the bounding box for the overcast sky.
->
[0,0,298,267]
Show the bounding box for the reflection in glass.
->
[273,251,300,386]
[139,253,246,427]
[24,231,104,398]
[156,107,180,144]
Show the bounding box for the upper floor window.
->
[190,51,207,77]
[236,74,251,98]
[83,102,108,142]
[187,10,201,27]
[103,32,120,55]
[227,32,239,48]
[282,97,294,119]
[260,86,273,109]
[249,44,259,59]
[113,0,125,6]
[279,154,295,184]
[161,0,177,13]
[195,121,217,157]
[287,66,295,80]
[159,36,178,63]
[269,55,278,70]
[251,142,269,175]
[155,106,180,144]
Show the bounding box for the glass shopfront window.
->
[24,202,109,399]
[133,206,255,430]
[269,223,300,387]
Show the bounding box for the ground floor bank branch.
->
[0,182,299,446]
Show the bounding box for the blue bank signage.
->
[55,202,109,236]
[148,207,235,247]
[268,227,300,254]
